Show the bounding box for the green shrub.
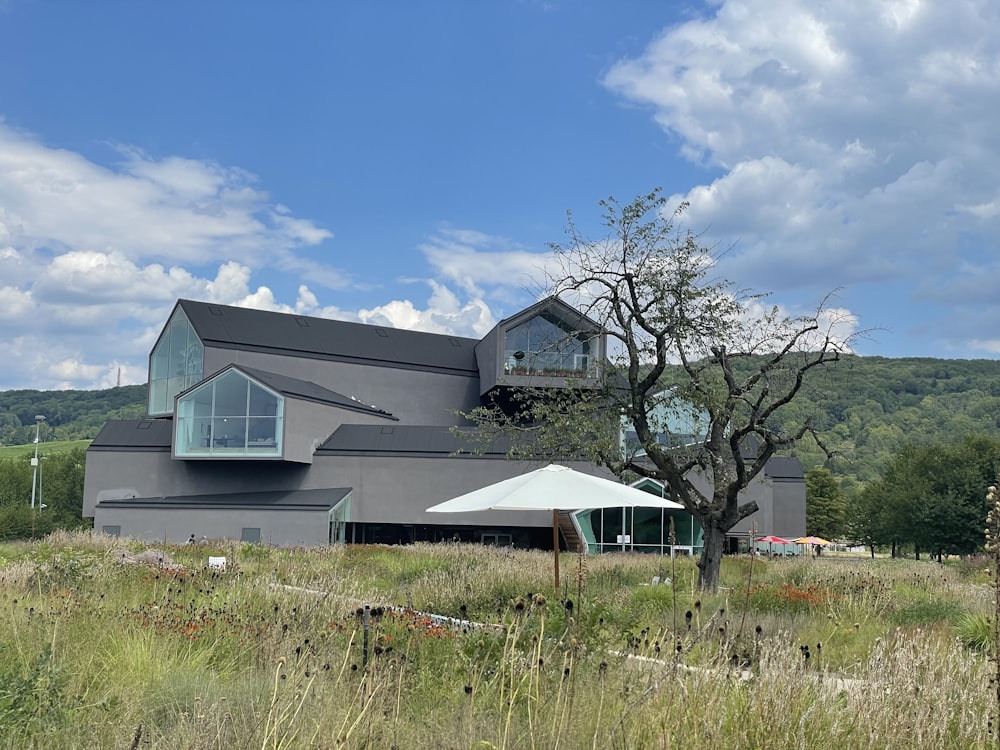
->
[956,611,993,652]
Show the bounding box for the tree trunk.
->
[696,521,727,592]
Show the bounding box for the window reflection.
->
[503,313,598,377]
[148,308,203,416]
[175,369,283,457]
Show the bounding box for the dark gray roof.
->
[95,487,350,511]
[489,295,604,334]
[89,419,172,450]
[177,300,480,376]
[318,424,512,457]
[763,456,805,481]
[228,365,397,419]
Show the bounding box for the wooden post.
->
[553,509,560,590]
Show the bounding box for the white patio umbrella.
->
[426,464,685,588]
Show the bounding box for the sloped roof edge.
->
[488,295,605,337]
[96,487,351,510]
[177,299,480,375]
[202,363,397,420]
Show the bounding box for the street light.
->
[30,415,44,510]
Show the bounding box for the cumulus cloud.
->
[602,0,1000,352]
[0,122,335,269]
[0,120,369,389]
[419,226,553,299]
[358,280,497,339]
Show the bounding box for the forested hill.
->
[728,355,1000,491]
[2,355,1000,489]
[0,384,147,445]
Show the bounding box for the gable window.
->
[149,307,204,416]
[175,369,284,458]
[504,313,599,377]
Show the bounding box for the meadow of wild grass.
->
[0,531,995,749]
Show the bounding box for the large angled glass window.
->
[503,313,599,376]
[148,308,204,416]
[175,369,283,458]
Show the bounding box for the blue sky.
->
[2,0,999,390]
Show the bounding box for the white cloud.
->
[0,121,368,390]
[602,0,1000,354]
[0,122,335,268]
[358,280,497,339]
[419,226,554,299]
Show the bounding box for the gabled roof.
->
[175,299,480,376]
[89,419,173,450]
[317,424,512,457]
[205,364,397,420]
[488,295,604,337]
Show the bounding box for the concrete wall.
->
[96,506,331,546]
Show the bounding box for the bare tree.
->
[464,189,860,591]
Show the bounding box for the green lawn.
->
[0,439,90,460]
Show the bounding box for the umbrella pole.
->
[553,509,560,590]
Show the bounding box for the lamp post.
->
[29,415,44,510]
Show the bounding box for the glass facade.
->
[175,369,284,458]
[503,313,599,377]
[577,505,702,555]
[148,308,204,416]
[620,390,707,458]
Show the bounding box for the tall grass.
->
[0,532,994,748]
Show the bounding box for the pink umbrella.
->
[756,534,792,555]
[757,535,792,544]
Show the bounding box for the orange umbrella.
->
[793,536,834,546]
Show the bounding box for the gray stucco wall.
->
[204,348,482,426]
[96,506,331,546]
[85,443,615,535]
[768,477,808,539]
[84,449,310,518]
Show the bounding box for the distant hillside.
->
[709,355,1000,492]
[0,384,147,445]
[2,355,1000,491]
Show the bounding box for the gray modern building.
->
[82,296,805,550]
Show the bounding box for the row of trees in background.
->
[804,435,1000,559]
[0,447,88,539]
